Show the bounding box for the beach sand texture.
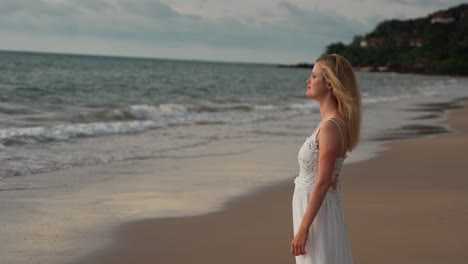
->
[69,99,468,264]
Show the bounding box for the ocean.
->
[0,50,464,178]
[0,50,466,264]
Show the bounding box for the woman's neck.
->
[317,97,340,121]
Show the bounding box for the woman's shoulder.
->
[319,120,343,138]
[316,119,348,153]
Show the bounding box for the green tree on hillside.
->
[323,3,468,75]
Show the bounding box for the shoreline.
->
[68,98,468,264]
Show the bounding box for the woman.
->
[291,54,361,264]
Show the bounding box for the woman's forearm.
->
[298,180,330,232]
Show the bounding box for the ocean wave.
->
[0,120,164,146]
[87,102,279,122]
[0,151,127,178]
[209,97,243,104]
[1,93,424,147]
[0,111,311,147]
[0,103,37,115]
[91,104,188,121]
[90,102,263,121]
[194,102,254,112]
[0,101,323,146]
[253,104,279,111]
[362,95,408,104]
[285,102,319,112]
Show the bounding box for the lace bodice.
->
[294,118,348,195]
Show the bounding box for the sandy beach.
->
[66,98,468,264]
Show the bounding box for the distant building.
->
[359,39,368,47]
[409,37,422,47]
[431,12,454,23]
[360,37,381,48]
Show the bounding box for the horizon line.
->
[0,48,303,66]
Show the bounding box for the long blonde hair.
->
[316,54,361,151]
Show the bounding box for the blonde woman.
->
[291,54,361,264]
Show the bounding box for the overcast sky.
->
[0,0,465,63]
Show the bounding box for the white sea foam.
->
[0,120,164,145]
[0,102,321,146]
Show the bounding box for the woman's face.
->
[305,64,328,99]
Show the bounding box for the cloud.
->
[0,0,379,62]
[117,0,180,19]
[0,0,371,50]
[278,1,369,36]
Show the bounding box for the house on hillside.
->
[360,37,382,48]
[431,12,454,23]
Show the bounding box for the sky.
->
[0,0,465,64]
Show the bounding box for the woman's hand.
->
[291,227,309,256]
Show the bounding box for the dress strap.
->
[330,117,348,126]
[328,118,345,157]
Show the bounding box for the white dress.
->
[292,117,353,264]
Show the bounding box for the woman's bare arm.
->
[291,120,343,255]
[298,121,342,232]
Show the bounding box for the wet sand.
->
[70,99,468,264]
